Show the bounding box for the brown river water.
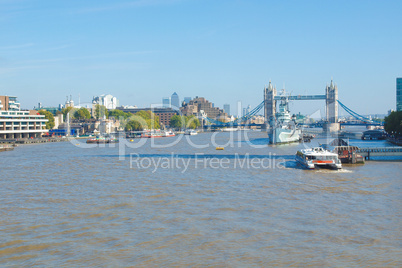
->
[0,131,401,267]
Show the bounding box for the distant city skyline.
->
[0,0,401,115]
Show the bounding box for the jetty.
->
[356,147,402,160]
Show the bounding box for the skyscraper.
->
[397,78,402,111]
[223,104,230,115]
[183,97,191,104]
[171,92,180,109]
[162,97,170,108]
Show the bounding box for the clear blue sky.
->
[0,0,401,116]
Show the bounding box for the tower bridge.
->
[200,79,382,130]
[264,79,339,132]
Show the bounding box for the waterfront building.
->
[171,92,180,109]
[251,115,265,124]
[34,103,61,115]
[92,94,119,110]
[0,95,48,139]
[224,104,230,115]
[397,77,402,111]
[54,114,63,129]
[0,96,20,111]
[96,118,120,134]
[162,97,171,108]
[180,97,228,120]
[117,107,179,128]
[0,110,48,139]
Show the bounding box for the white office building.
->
[0,110,48,139]
[92,94,120,109]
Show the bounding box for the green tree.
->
[186,115,200,129]
[74,107,91,120]
[124,110,160,131]
[39,110,55,129]
[136,111,160,129]
[94,104,109,119]
[61,107,74,120]
[125,119,143,131]
[384,111,402,137]
[109,109,131,119]
[170,115,200,129]
[170,115,185,129]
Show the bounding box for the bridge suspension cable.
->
[202,100,265,126]
[337,100,382,125]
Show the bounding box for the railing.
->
[356,147,402,153]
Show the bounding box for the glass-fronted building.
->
[171,92,180,109]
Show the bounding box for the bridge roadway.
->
[274,95,326,101]
[356,147,402,160]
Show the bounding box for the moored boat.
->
[268,88,301,144]
[296,147,342,169]
[185,129,198,135]
[141,132,163,138]
[86,137,119,144]
[221,127,239,132]
[163,131,175,137]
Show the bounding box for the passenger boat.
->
[295,147,342,169]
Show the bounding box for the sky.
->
[0,0,401,117]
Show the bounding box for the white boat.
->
[185,129,198,135]
[163,131,175,137]
[268,89,301,144]
[296,147,342,169]
[221,127,239,132]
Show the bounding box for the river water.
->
[1,131,401,267]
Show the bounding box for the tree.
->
[124,111,160,131]
[135,110,160,129]
[186,115,200,129]
[94,104,109,119]
[39,110,55,129]
[109,109,131,120]
[61,107,74,120]
[170,115,185,129]
[169,115,200,129]
[74,107,91,120]
[125,119,143,131]
[384,111,402,137]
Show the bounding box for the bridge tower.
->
[325,79,338,123]
[264,81,276,128]
[325,79,340,132]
